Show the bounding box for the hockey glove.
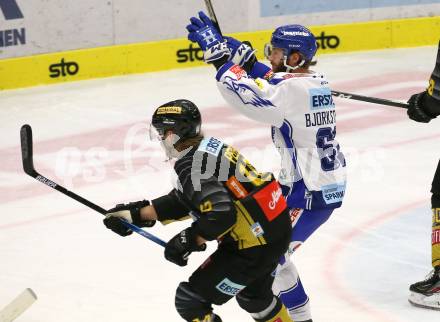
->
[103,200,155,237]
[203,42,230,66]
[187,11,223,50]
[186,11,230,66]
[407,91,436,123]
[224,36,257,73]
[164,227,206,267]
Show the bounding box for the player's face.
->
[268,47,286,72]
[149,125,180,160]
[161,130,180,159]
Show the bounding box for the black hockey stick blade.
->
[331,90,409,109]
[204,0,222,35]
[20,124,38,177]
[20,124,107,214]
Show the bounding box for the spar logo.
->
[0,0,26,48]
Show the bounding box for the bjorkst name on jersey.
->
[305,110,336,127]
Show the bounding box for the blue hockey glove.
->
[186,11,223,51]
[224,36,257,68]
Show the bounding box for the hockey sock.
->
[250,297,292,322]
[432,197,440,268]
[431,161,440,268]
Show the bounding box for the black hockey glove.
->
[407,91,436,123]
[103,200,155,237]
[164,227,206,267]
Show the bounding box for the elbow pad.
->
[190,178,236,240]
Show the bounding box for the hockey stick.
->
[20,124,166,247]
[332,41,440,108]
[331,90,409,108]
[0,288,37,322]
[204,0,222,34]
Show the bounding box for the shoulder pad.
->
[197,136,224,157]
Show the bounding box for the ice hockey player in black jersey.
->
[407,43,440,310]
[103,99,294,322]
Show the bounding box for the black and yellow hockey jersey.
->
[152,136,292,250]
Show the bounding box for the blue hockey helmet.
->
[267,24,317,62]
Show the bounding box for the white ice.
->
[1,46,439,322]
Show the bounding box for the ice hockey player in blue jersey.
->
[186,11,347,322]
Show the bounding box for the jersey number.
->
[316,126,346,171]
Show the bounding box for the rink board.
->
[0,15,439,90]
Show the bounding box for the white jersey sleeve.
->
[215,62,285,127]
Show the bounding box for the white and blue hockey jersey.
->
[215,61,347,210]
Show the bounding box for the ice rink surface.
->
[1,46,439,322]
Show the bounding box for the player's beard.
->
[271,61,287,73]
